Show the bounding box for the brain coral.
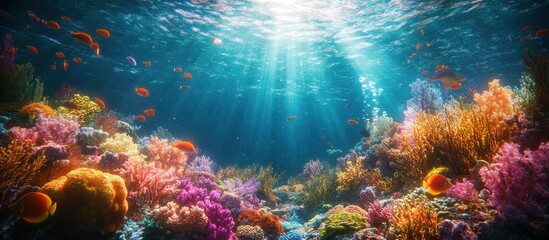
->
[40,168,128,233]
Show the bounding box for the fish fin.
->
[422,179,429,189]
[24,211,49,223]
[441,80,453,90]
[48,202,57,215]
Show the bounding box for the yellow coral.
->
[391,194,438,239]
[337,155,365,191]
[57,94,101,124]
[100,133,146,163]
[41,168,128,233]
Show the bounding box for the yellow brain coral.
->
[100,133,146,163]
[40,168,128,233]
[57,94,101,124]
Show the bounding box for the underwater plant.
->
[520,49,549,119]
[0,140,46,204]
[256,165,281,206]
[301,170,338,211]
[336,154,365,191]
[514,74,542,120]
[391,193,438,240]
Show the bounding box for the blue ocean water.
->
[1,0,548,176]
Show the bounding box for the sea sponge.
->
[318,212,368,240]
[19,103,55,118]
[40,168,128,233]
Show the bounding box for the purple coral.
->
[188,155,214,173]
[446,178,479,202]
[438,219,478,240]
[0,33,16,76]
[479,142,549,226]
[302,159,325,180]
[223,177,262,210]
[9,114,79,145]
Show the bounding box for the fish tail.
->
[49,202,57,215]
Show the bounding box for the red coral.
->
[237,209,284,238]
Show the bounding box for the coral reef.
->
[100,132,146,162]
[56,94,101,125]
[237,209,284,239]
[391,191,438,239]
[18,103,55,118]
[40,168,128,233]
[301,170,338,210]
[235,225,265,240]
[521,50,549,117]
[318,211,367,240]
[446,178,479,202]
[8,113,79,146]
[77,126,109,147]
[151,201,208,234]
[146,136,187,174]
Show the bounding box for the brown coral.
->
[236,225,265,240]
[237,209,284,239]
[40,168,128,233]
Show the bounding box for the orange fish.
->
[73,57,82,63]
[436,65,450,71]
[287,115,297,121]
[174,67,183,72]
[63,59,68,71]
[8,192,57,223]
[94,97,106,109]
[347,119,359,125]
[143,61,152,67]
[56,52,65,58]
[135,87,149,97]
[135,115,146,122]
[46,20,60,30]
[171,140,196,152]
[180,85,190,91]
[71,32,94,45]
[144,108,155,116]
[96,28,111,38]
[536,29,549,37]
[521,25,530,32]
[50,63,56,70]
[422,173,453,195]
[184,72,193,80]
[90,43,100,56]
[450,82,462,90]
[26,45,38,54]
[61,16,71,22]
[421,70,429,76]
[415,43,421,51]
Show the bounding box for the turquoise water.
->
[1,0,548,175]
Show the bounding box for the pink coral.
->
[446,178,479,202]
[8,114,79,145]
[115,160,180,209]
[479,142,549,225]
[152,201,208,233]
[366,200,393,227]
[147,136,187,173]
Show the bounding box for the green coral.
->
[57,94,101,124]
[319,212,367,240]
[100,133,146,163]
[301,171,337,211]
[514,74,542,119]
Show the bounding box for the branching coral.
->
[337,154,365,191]
[237,209,284,239]
[367,200,393,227]
[446,178,479,202]
[116,160,179,210]
[8,113,80,146]
[41,168,128,233]
[93,110,119,135]
[100,132,146,162]
[57,94,101,125]
[391,195,438,240]
[479,142,549,227]
[151,201,208,233]
[301,159,325,180]
[0,140,46,204]
[223,177,262,210]
[147,136,187,174]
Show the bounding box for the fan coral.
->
[93,110,119,135]
[302,159,325,180]
[407,78,444,114]
[188,155,214,173]
[235,225,265,240]
[57,94,101,124]
[147,136,187,174]
[0,140,46,204]
[446,178,479,202]
[318,212,368,240]
[237,209,284,238]
[0,62,45,106]
[8,113,79,146]
[151,201,208,233]
[479,142,549,226]
[41,168,128,233]
[19,103,55,118]
[100,133,146,163]
[116,160,179,209]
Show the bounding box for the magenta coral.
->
[8,113,79,145]
[116,160,179,209]
[446,178,479,202]
[366,200,393,227]
[479,142,549,226]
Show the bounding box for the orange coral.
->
[237,209,284,238]
[41,168,128,233]
[19,103,55,118]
